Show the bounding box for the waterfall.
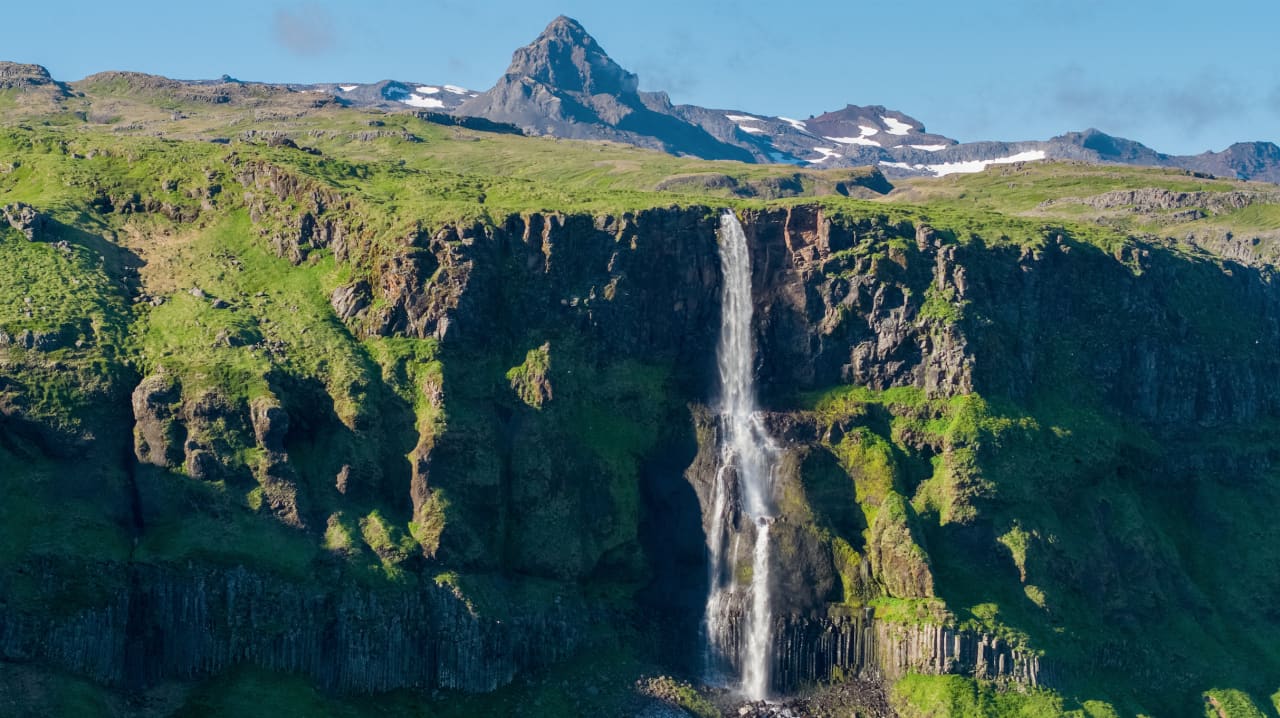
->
[704,210,779,701]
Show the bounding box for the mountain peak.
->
[540,15,592,43]
[504,16,638,96]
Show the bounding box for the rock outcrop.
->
[236,160,359,265]
[131,372,185,467]
[0,62,69,98]
[3,202,48,241]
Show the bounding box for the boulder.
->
[330,280,371,320]
[2,203,47,241]
[131,374,184,467]
[250,396,289,455]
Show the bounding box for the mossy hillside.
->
[0,222,133,439]
[1,114,874,236]
[794,193,1135,259]
[0,223,139,598]
[119,204,434,582]
[0,445,134,616]
[1201,689,1276,718]
[507,342,552,409]
[887,161,1280,266]
[429,331,679,581]
[891,674,1125,718]
[0,124,691,599]
[890,161,1241,215]
[794,375,1280,715]
[60,137,676,580]
[129,463,322,582]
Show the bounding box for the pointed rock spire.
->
[503,14,638,96]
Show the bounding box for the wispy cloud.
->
[1046,66,1251,139]
[633,30,702,97]
[273,3,337,56]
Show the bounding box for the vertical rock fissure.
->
[704,210,780,701]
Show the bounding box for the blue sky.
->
[8,0,1278,154]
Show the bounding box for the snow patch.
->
[910,144,948,152]
[825,124,883,146]
[778,116,808,131]
[338,85,358,92]
[825,136,881,147]
[726,114,769,135]
[444,85,469,94]
[806,147,841,164]
[926,150,1047,176]
[881,116,913,135]
[416,86,441,94]
[402,94,446,109]
[880,151,1047,176]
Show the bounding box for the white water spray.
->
[704,210,779,701]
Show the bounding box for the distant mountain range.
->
[445,16,1280,182]
[4,16,1278,183]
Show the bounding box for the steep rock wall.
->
[7,179,1280,703]
[0,561,583,693]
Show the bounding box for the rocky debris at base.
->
[638,675,894,718]
[719,683,895,718]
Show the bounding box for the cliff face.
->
[3,154,1279,714]
[683,206,1280,703]
[0,563,583,693]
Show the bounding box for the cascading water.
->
[704,210,779,701]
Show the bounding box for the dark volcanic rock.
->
[457,17,754,161]
[0,561,586,694]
